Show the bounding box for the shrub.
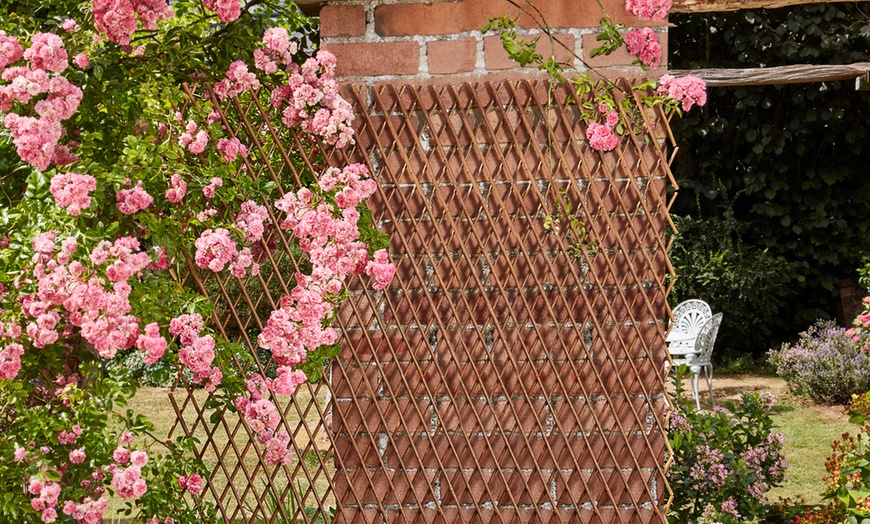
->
[768,320,870,405]
[667,366,788,523]
[669,212,793,360]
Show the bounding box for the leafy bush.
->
[670,212,793,359]
[768,320,870,405]
[667,366,788,523]
[858,257,870,293]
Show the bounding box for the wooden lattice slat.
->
[171,77,676,524]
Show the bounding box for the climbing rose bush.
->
[582,0,705,151]
[0,1,393,522]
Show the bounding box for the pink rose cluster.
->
[259,163,394,382]
[16,233,161,363]
[164,173,187,203]
[263,46,355,148]
[62,19,80,33]
[109,447,148,499]
[625,0,671,20]
[216,136,249,162]
[317,163,378,210]
[213,60,260,100]
[168,313,222,391]
[136,322,168,364]
[177,473,203,495]
[28,479,62,523]
[586,122,620,152]
[215,136,249,162]
[0,340,24,380]
[253,27,299,75]
[624,27,662,69]
[50,173,97,216]
[73,53,89,69]
[657,74,708,112]
[846,298,870,344]
[0,316,25,379]
[93,0,174,46]
[178,120,209,154]
[0,31,24,70]
[235,200,269,243]
[1,32,82,171]
[203,176,222,199]
[146,517,176,524]
[233,374,295,465]
[62,497,109,524]
[585,104,621,152]
[257,275,340,372]
[202,0,241,22]
[194,227,259,279]
[58,424,83,445]
[365,249,396,292]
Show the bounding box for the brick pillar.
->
[324,1,671,522]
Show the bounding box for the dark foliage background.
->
[668,4,870,360]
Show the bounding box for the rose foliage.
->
[485,0,707,154]
[0,1,394,523]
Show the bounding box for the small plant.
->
[768,320,870,405]
[245,479,335,524]
[667,365,788,523]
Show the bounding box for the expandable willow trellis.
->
[172,77,677,524]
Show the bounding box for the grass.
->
[770,400,847,502]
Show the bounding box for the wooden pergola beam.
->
[669,62,870,88]
[671,0,870,13]
[294,0,323,15]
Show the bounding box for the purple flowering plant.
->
[768,320,870,405]
[667,365,788,523]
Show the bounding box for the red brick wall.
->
[320,0,668,82]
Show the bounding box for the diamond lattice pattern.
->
[172,78,677,524]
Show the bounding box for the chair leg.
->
[705,364,715,408]
[692,371,701,410]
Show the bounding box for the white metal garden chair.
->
[668,299,712,353]
[672,313,723,410]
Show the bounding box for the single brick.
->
[323,41,421,77]
[375,0,499,37]
[427,38,477,75]
[320,4,366,38]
